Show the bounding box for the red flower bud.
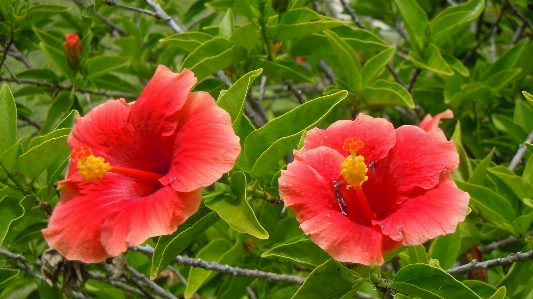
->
[64,33,82,70]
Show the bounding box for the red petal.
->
[101,186,201,256]
[419,109,454,132]
[43,175,201,263]
[364,125,458,214]
[300,212,401,265]
[373,174,469,245]
[301,114,395,162]
[279,147,345,223]
[160,91,240,192]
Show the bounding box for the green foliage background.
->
[1,0,533,298]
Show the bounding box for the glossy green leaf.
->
[406,245,429,264]
[266,8,344,41]
[262,239,330,268]
[492,114,528,144]
[395,0,428,52]
[0,269,19,285]
[160,32,213,53]
[218,276,254,299]
[487,166,532,200]
[238,91,347,177]
[258,59,315,83]
[185,239,243,297]
[456,181,516,233]
[513,206,533,235]
[186,43,247,81]
[29,128,71,150]
[488,287,506,299]
[523,91,533,107]
[22,5,70,28]
[34,28,64,53]
[292,259,356,299]
[217,69,262,131]
[462,280,500,299]
[467,148,495,185]
[445,82,491,108]
[150,211,220,279]
[442,53,469,76]
[40,42,72,79]
[219,9,234,39]
[325,30,362,92]
[482,68,521,92]
[362,79,414,108]
[86,55,130,79]
[15,69,60,82]
[15,135,69,181]
[392,264,481,299]
[0,85,17,155]
[495,250,533,299]
[230,22,261,52]
[205,172,268,239]
[362,47,395,86]
[428,229,460,270]
[429,0,484,46]
[0,142,20,176]
[40,91,74,135]
[0,196,24,247]
[481,37,528,81]
[410,43,453,76]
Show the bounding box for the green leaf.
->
[362,79,414,108]
[325,30,362,92]
[429,0,484,46]
[456,181,516,233]
[0,142,20,176]
[40,91,74,135]
[30,128,71,150]
[410,43,453,76]
[86,55,130,79]
[292,259,357,299]
[523,91,533,107]
[428,229,461,269]
[34,28,64,51]
[492,113,528,144]
[445,82,491,109]
[40,42,72,79]
[362,47,396,86]
[395,0,428,52]
[406,245,429,264]
[442,53,469,76]
[204,172,268,239]
[150,211,220,279]
[0,85,17,155]
[262,239,330,268]
[482,68,522,93]
[217,68,262,131]
[488,287,506,299]
[487,166,531,200]
[182,38,247,81]
[482,39,528,81]
[237,91,348,178]
[219,9,234,39]
[467,148,495,185]
[0,196,24,247]
[185,239,243,297]
[160,32,213,53]
[230,22,261,52]
[258,59,315,83]
[513,206,533,235]
[0,269,19,285]
[15,135,69,181]
[218,276,255,299]
[392,264,481,299]
[495,251,533,299]
[266,8,344,41]
[22,5,70,28]
[463,280,500,299]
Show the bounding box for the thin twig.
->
[318,60,336,83]
[246,286,258,299]
[166,266,200,299]
[106,0,159,19]
[339,0,365,29]
[88,272,145,296]
[479,231,533,253]
[71,0,128,36]
[507,0,533,33]
[0,76,139,98]
[18,115,43,129]
[283,79,307,103]
[462,4,506,63]
[7,45,34,68]
[129,245,305,284]
[143,0,185,33]
[126,265,178,299]
[406,68,421,93]
[121,273,159,299]
[508,129,533,171]
[446,249,533,275]
[0,28,14,71]
[387,62,406,87]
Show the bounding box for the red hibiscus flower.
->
[278,114,469,265]
[64,33,82,70]
[419,109,454,132]
[43,65,240,263]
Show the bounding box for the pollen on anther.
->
[71,146,92,159]
[342,137,364,152]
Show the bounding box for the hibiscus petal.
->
[365,125,459,210]
[300,212,400,265]
[301,114,396,162]
[279,147,345,223]
[43,174,201,262]
[161,91,240,192]
[419,109,454,132]
[101,186,201,256]
[374,174,469,245]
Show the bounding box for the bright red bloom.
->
[279,114,469,265]
[43,65,240,263]
[419,109,454,132]
[64,33,82,69]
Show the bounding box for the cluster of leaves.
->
[1,0,533,298]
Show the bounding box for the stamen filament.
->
[110,166,163,186]
[354,185,376,224]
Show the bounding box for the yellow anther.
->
[77,155,111,180]
[340,155,368,188]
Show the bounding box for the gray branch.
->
[508,129,533,171]
[446,249,533,275]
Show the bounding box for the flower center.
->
[337,138,376,224]
[71,146,163,185]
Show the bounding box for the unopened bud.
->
[272,0,290,14]
[64,33,82,70]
